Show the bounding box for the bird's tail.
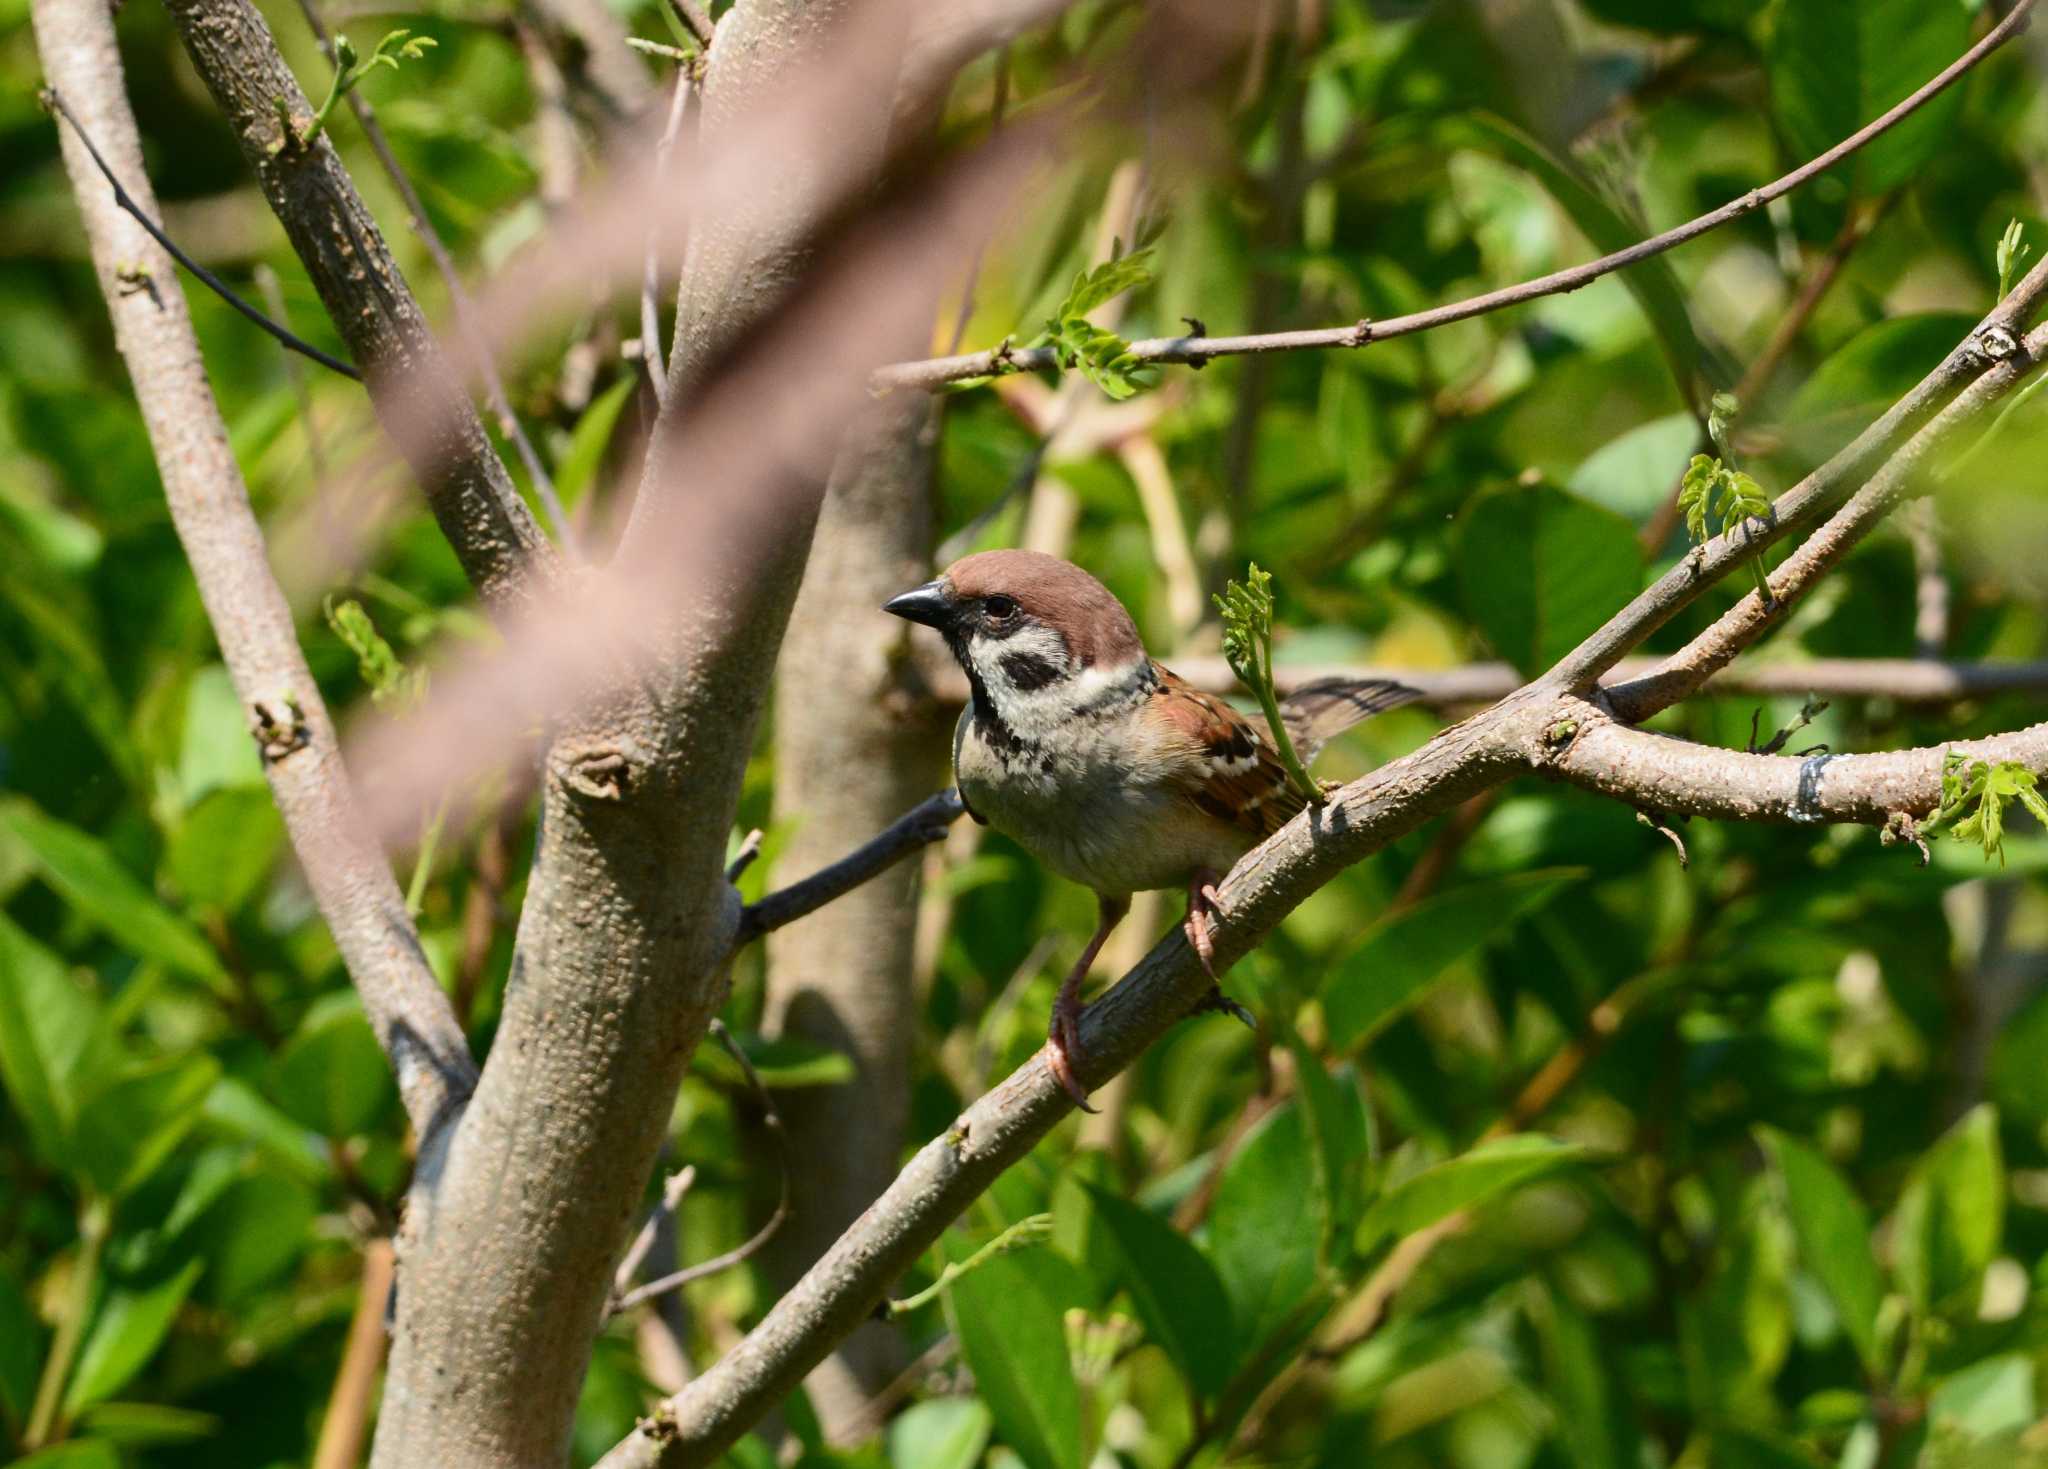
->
[1278,677,1423,762]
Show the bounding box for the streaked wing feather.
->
[1279,677,1423,762]
[1151,666,1306,839]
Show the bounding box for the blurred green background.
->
[3,0,2048,1466]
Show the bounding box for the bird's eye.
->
[983,594,1020,621]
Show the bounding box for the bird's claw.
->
[1046,993,1099,1113]
[1191,987,1257,1031]
[1185,871,1223,978]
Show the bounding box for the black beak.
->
[882,580,954,629]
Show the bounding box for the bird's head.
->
[883,550,1146,727]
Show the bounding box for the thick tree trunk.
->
[762,395,947,1435]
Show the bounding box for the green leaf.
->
[324,598,423,708]
[1053,244,1155,321]
[62,1259,202,1415]
[0,797,233,997]
[0,1263,43,1434]
[268,998,396,1138]
[1790,315,1978,431]
[888,1399,992,1469]
[1768,0,1971,195]
[1678,454,1719,545]
[1286,1033,1371,1262]
[552,375,635,509]
[75,1401,221,1446]
[1356,1135,1587,1252]
[943,1248,1081,1469]
[1989,989,2048,1131]
[1081,1184,1237,1398]
[74,1055,222,1199]
[0,912,109,1166]
[1457,483,1642,678]
[1322,869,1584,1053]
[1529,1282,1636,1469]
[1441,114,1709,404]
[1928,1354,2036,1440]
[11,1443,122,1469]
[1570,412,1700,523]
[1892,1105,2002,1314]
[166,787,283,913]
[1576,0,1760,34]
[1210,1104,1321,1350]
[1756,1128,1883,1372]
[192,1174,319,1303]
[201,1078,328,1183]
[691,1031,854,1089]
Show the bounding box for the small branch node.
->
[1978,324,2021,361]
[1634,809,1689,868]
[1349,317,1375,347]
[1881,809,1932,866]
[725,828,766,881]
[250,695,311,763]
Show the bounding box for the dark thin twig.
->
[737,790,966,942]
[612,1022,790,1314]
[1749,694,1831,757]
[875,0,2038,392]
[668,0,713,48]
[41,88,364,381]
[292,0,577,549]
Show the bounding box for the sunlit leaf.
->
[1323,869,1584,1053]
[63,1260,203,1415]
[943,1248,1081,1469]
[1082,1184,1237,1397]
[1356,1136,1587,1251]
[1457,484,1641,677]
[1757,1128,1883,1372]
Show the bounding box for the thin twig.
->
[875,0,2037,392]
[40,88,364,381]
[613,1165,697,1307]
[737,790,966,942]
[668,0,713,48]
[642,62,699,404]
[292,0,576,548]
[724,828,765,882]
[613,1023,791,1314]
[255,263,330,484]
[311,1238,396,1469]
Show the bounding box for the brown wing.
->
[1279,677,1422,762]
[1149,665,1307,840]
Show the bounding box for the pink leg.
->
[1046,893,1127,1113]
[1184,868,1223,977]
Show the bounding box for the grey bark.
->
[162,0,553,613]
[762,395,948,1436]
[31,0,474,1136]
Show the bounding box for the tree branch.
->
[30,0,476,1137]
[740,790,966,943]
[162,0,555,613]
[293,0,576,547]
[599,241,2048,1462]
[1546,251,2048,693]
[1605,319,2048,722]
[919,652,2048,711]
[872,0,2037,393]
[1543,702,2048,829]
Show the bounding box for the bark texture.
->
[163,0,552,612]
[762,395,947,1435]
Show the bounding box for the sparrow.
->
[885,549,1419,1109]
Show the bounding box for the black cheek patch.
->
[1000,653,1060,691]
